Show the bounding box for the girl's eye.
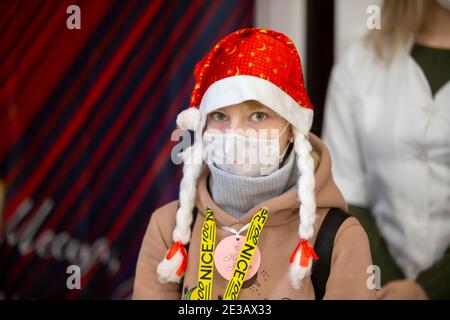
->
[212,112,227,121]
[250,112,267,122]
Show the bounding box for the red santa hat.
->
[157,28,317,290]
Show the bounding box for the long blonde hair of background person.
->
[366,0,434,62]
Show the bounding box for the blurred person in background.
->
[323,0,450,299]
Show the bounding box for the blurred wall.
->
[255,0,307,79]
[335,0,382,60]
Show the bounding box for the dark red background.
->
[0,0,254,299]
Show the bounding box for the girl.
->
[133,28,375,300]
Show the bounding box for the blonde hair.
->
[366,0,432,62]
[244,99,265,109]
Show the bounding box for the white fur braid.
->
[289,129,317,289]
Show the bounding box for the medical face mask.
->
[203,122,291,177]
[436,0,450,10]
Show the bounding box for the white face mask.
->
[436,0,450,10]
[203,123,291,177]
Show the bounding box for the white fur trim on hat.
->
[198,75,313,134]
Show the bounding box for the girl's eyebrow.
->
[247,105,271,114]
[246,100,266,110]
[248,105,276,117]
[212,108,227,113]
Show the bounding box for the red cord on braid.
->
[166,241,188,276]
[289,239,319,268]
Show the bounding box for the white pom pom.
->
[157,242,187,283]
[176,108,202,131]
[288,239,317,289]
[289,246,313,289]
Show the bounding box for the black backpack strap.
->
[311,207,350,300]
